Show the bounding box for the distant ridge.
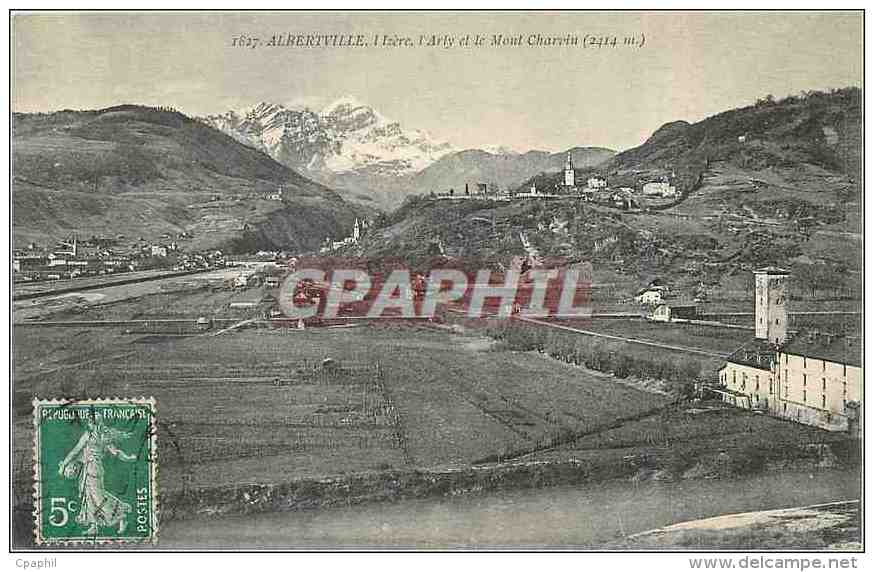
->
[409,146,615,197]
[12,104,363,251]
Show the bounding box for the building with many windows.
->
[774,332,862,434]
[642,180,677,197]
[717,268,862,436]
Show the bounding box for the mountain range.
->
[201,98,615,209]
[12,88,861,268]
[12,105,362,252]
[202,97,454,207]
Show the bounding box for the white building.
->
[517,183,549,198]
[718,268,862,436]
[643,181,677,198]
[265,188,283,201]
[635,287,666,305]
[47,254,68,267]
[587,176,608,190]
[649,303,698,322]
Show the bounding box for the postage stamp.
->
[32,398,158,545]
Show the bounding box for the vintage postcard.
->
[9,9,864,555]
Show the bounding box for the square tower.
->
[754,267,790,345]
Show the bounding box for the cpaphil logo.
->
[276,257,592,323]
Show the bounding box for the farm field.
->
[11,320,673,506]
[548,402,849,454]
[526,401,853,480]
[468,316,729,380]
[371,329,671,465]
[12,286,856,550]
[12,280,855,537]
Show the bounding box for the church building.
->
[717,267,862,436]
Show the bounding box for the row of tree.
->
[483,321,703,398]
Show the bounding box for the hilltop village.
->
[428,152,681,210]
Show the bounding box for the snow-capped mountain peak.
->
[320,95,376,117]
[320,96,388,136]
[202,97,455,177]
[481,144,522,156]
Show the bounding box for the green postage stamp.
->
[32,398,158,545]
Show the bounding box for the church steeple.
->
[564,152,575,187]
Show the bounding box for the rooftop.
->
[754,266,790,275]
[656,300,698,309]
[724,338,776,371]
[781,330,862,368]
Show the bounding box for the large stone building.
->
[718,267,862,436]
[775,332,862,434]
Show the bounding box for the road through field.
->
[516,316,731,358]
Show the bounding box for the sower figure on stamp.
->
[58,417,136,536]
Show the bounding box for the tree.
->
[795,263,844,299]
[682,360,702,382]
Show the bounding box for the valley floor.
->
[10,278,861,549]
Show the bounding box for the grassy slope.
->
[12,105,361,251]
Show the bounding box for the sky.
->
[12,11,863,153]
